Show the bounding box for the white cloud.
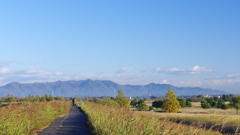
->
[56,72,63,76]
[160,80,169,84]
[0,67,11,74]
[116,67,135,73]
[142,65,214,76]
[0,67,146,86]
[168,68,182,72]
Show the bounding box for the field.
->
[80,101,223,135]
[141,101,239,134]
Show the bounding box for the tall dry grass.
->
[0,101,71,135]
[80,102,222,135]
[137,107,240,134]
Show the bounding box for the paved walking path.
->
[38,106,91,135]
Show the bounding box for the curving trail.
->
[38,106,91,135]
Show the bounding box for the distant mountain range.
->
[0,79,229,97]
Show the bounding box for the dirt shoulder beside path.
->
[37,106,91,135]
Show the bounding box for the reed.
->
[0,101,71,135]
[80,102,222,135]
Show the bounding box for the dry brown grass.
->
[135,105,239,134]
[81,102,222,135]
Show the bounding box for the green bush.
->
[149,106,155,110]
[221,104,230,110]
[98,98,120,107]
[186,101,192,107]
[201,103,211,109]
[138,103,149,111]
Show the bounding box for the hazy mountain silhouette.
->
[0,79,229,97]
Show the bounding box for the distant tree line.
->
[186,94,234,102]
[0,94,66,105]
[97,90,129,108]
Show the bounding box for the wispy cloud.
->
[205,74,240,85]
[141,67,161,72]
[0,67,145,86]
[116,67,135,73]
[142,66,214,75]
[0,61,9,67]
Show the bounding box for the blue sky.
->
[0,1,240,93]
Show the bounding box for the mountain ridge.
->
[0,79,229,97]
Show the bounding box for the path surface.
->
[38,106,91,135]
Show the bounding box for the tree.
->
[178,98,186,108]
[207,99,216,107]
[202,103,211,109]
[130,98,138,107]
[230,96,240,114]
[4,94,17,102]
[44,94,49,101]
[49,95,55,101]
[137,99,145,106]
[221,104,230,110]
[162,88,180,113]
[152,99,163,108]
[115,90,129,108]
[222,94,233,101]
[34,95,41,102]
[99,98,120,107]
[186,101,192,108]
[217,99,225,108]
[197,95,205,102]
[40,96,47,102]
[201,101,211,109]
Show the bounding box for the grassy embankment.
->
[142,101,240,134]
[0,101,71,135]
[80,102,222,135]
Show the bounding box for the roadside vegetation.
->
[78,89,224,135]
[80,102,221,135]
[0,94,71,135]
[81,89,240,134]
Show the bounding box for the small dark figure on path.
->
[72,98,76,107]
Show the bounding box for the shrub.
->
[217,99,225,108]
[186,101,192,107]
[137,103,149,111]
[178,98,186,108]
[149,106,154,110]
[130,98,138,107]
[202,103,211,109]
[221,104,230,110]
[99,98,120,107]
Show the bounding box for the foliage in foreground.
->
[80,102,222,135]
[0,101,71,135]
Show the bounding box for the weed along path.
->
[38,106,91,135]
